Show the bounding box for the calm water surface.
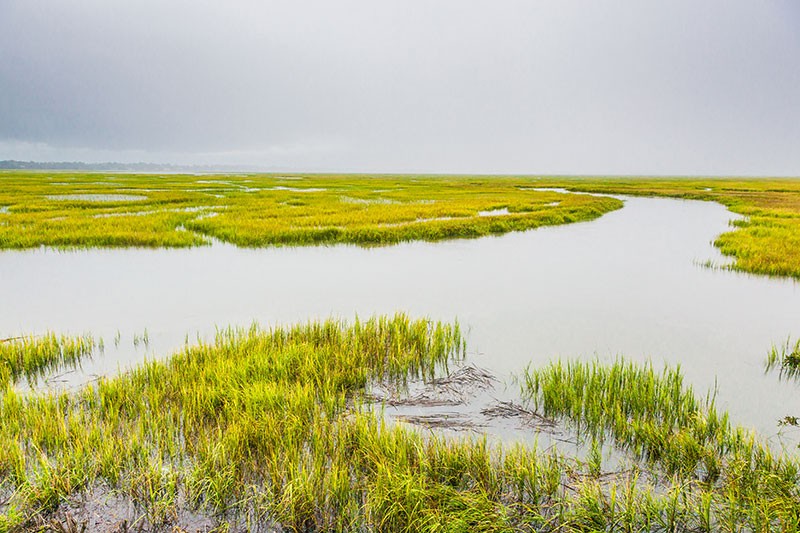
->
[2,194,799,444]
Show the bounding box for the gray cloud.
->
[1,0,799,174]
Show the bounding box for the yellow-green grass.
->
[521,358,800,531]
[0,172,621,249]
[2,317,799,531]
[5,171,800,278]
[535,176,800,278]
[0,333,95,389]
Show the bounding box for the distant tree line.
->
[0,160,252,172]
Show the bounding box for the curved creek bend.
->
[2,193,800,448]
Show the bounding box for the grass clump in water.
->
[0,333,95,389]
[766,337,800,428]
[521,358,800,531]
[522,359,730,480]
[766,337,800,380]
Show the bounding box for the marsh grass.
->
[766,337,800,380]
[522,358,800,531]
[0,172,621,250]
[1,319,799,531]
[0,333,95,389]
[0,316,473,530]
[5,172,800,278]
[6,172,800,279]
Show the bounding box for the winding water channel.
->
[2,193,799,445]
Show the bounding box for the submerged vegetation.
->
[0,333,95,389]
[0,317,798,531]
[766,337,800,381]
[523,360,732,480]
[766,338,800,428]
[0,172,621,249]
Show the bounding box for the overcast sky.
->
[1,1,798,175]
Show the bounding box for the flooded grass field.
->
[0,172,622,249]
[2,173,800,531]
